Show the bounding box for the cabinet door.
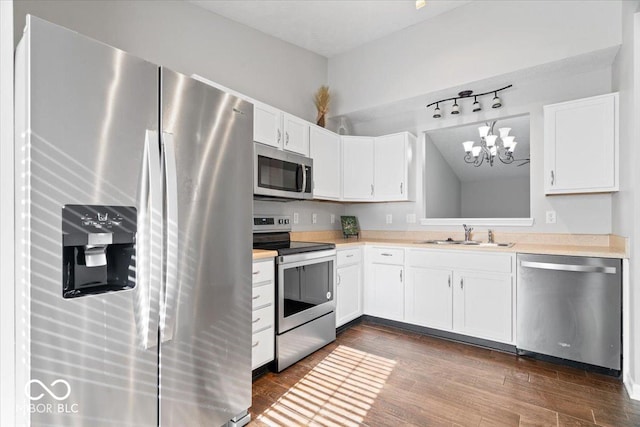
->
[336,264,362,327]
[374,133,407,201]
[342,136,374,200]
[544,93,618,194]
[283,113,310,156]
[367,264,404,321]
[453,272,513,343]
[254,103,282,148]
[310,126,341,200]
[405,267,453,331]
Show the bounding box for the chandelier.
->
[462,121,528,167]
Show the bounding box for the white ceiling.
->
[188,0,472,58]
[427,115,530,182]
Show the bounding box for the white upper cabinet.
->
[309,125,341,200]
[282,112,310,156]
[253,102,283,149]
[342,132,416,202]
[342,136,375,200]
[253,103,310,155]
[374,132,415,201]
[544,93,618,194]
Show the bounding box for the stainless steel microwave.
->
[254,143,313,200]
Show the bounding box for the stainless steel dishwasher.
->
[517,254,621,371]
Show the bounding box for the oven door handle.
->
[296,164,304,192]
[301,164,307,193]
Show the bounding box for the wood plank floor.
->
[249,322,640,427]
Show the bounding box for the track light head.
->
[451,101,460,115]
[492,92,502,108]
[472,96,481,112]
[433,103,442,119]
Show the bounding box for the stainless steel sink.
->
[415,240,514,248]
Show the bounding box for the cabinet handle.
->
[448,276,451,288]
[277,129,281,144]
[346,254,354,258]
[460,278,464,289]
[286,132,290,145]
[252,295,260,300]
[252,317,261,324]
[337,274,341,285]
[252,271,259,275]
[551,170,555,186]
[371,184,374,196]
[400,270,403,282]
[380,253,393,257]
[252,341,260,348]
[400,182,403,194]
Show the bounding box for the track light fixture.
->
[427,85,512,119]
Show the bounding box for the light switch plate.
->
[330,214,335,224]
[386,214,393,224]
[312,213,317,224]
[293,212,299,224]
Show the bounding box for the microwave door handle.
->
[301,165,307,193]
[295,164,304,192]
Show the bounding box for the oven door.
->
[277,250,336,334]
[254,143,313,200]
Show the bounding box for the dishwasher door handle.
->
[520,260,617,274]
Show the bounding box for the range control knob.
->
[285,219,290,224]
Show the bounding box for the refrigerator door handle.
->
[161,131,179,343]
[137,130,162,349]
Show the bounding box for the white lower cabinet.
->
[251,259,275,369]
[405,267,453,331]
[365,247,405,322]
[376,248,515,344]
[336,248,363,327]
[452,271,513,343]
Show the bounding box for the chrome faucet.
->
[463,224,473,242]
[488,229,494,244]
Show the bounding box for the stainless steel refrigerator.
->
[14,16,253,426]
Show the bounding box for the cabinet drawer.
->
[252,304,274,333]
[252,282,274,309]
[371,247,404,265]
[337,248,362,267]
[251,327,275,370]
[252,260,274,285]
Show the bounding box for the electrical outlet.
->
[330,214,335,224]
[386,214,393,224]
[546,210,556,224]
[312,213,317,224]
[406,213,416,224]
[293,212,299,224]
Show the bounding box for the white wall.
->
[461,177,530,218]
[612,0,640,397]
[0,1,14,425]
[347,65,614,234]
[328,0,621,117]
[424,134,461,218]
[13,0,327,121]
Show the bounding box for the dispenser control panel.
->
[62,205,137,299]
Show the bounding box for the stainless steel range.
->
[253,215,336,372]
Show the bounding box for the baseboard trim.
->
[361,315,517,354]
[625,373,640,401]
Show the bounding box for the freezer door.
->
[517,254,621,370]
[15,17,160,426]
[159,69,253,426]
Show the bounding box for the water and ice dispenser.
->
[62,205,137,298]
